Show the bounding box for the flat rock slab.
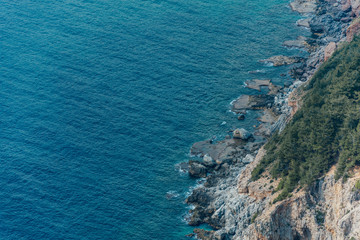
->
[232,94,274,112]
[245,79,271,91]
[191,139,241,163]
[245,79,280,95]
[290,0,317,14]
[261,55,304,67]
[297,18,311,28]
[258,109,278,124]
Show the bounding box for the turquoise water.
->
[0,0,306,239]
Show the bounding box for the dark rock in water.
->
[237,114,245,120]
[189,161,207,178]
[233,128,252,140]
[177,162,190,173]
[186,188,211,206]
[192,228,215,240]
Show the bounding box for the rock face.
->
[346,18,360,42]
[189,161,208,178]
[190,147,360,240]
[324,42,337,61]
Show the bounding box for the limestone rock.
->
[324,42,337,61]
[346,18,360,42]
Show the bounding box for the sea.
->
[0,0,307,239]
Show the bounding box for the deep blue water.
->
[0,0,306,239]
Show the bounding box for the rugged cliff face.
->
[186,0,360,239]
[235,150,360,240]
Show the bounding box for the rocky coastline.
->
[184,0,360,239]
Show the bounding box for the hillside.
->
[252,37,360,202]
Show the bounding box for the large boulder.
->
[203,154,216,167]
[233,128,252,140]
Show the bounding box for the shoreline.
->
[183,0,360,238]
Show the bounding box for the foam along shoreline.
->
[184,0,360,238]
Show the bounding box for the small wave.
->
[166,190,180,200]
[248,69,266,74]
[185,179,206,198]
[175,162,189,174]
[264,62,274,67]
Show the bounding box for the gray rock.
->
[203,154,216,167]
[189,161,207,178]
[233,128,252,140]
[242,154,254,164]
[261,55,304,66]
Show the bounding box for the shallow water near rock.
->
[0,0,306,239]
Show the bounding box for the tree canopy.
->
[252,37,360,202]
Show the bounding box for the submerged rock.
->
[237,114,245,121]
[283,36,308,48]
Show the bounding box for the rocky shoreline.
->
[184,0,360,239]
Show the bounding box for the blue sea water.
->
[0,0,307,239]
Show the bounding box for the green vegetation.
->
[355,180,360,190]
[315,210,325,225]
[252,37,360,201]
[251,211,260,224]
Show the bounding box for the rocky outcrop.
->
[290,0,317,14]
[261,55,304,67]
[231,95,274,112]
[324,42,337,61]
[232,128,252,140]
[346,18,360,42]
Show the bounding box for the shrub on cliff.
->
[252,36,360,201]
